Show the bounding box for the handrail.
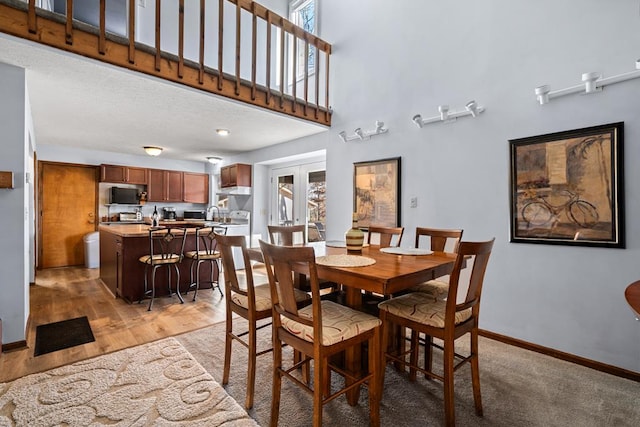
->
[0,0,332,126]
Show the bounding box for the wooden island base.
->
[99,224,218,303]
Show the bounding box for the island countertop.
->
[99,222,220,237]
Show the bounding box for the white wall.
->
[231,0,640,373]
[0,62,29,345]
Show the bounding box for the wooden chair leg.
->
[423,334,433,378]
[470,329,483,416]
[312,354,323,427]
[443,336,456,427]
[321,356,331,398]
[222,310,233,385]
[379,311,389,391]
[270,335,283,427]
[246,320,257,409]
[409,330,419,381]
[368,327,381,427]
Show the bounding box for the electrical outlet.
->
[410,197,418,208]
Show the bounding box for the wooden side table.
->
[624,281,640,319]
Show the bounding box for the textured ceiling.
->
[0,34,328,162]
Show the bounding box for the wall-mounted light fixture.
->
[143,146,163,156]
[412,100,485,128]
[207,156,222,164]
[216,128,230,136]
[338,120,388,142]
[535,59,640,105]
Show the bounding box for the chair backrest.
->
[367,225,404,247]
[148,227,187,263]
[415,227,463,253]
[445,239,495,324]
[195,226,227,255]
[214,233,256,303]
[268,224,306,246]
[260,240,320,337]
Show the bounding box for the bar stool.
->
[184,225,226,301]
[138,227,188,311]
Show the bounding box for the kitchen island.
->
[99,223,220,303]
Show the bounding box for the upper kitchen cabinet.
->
[147,169,183,202]
[183,172,209,204]
[220,163,251,188]
[100,164,147,184]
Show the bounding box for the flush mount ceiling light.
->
[207,156,223,164]
[143,146,163,156]
[412,100,485,128]
[338,120,388,142]
[534,59,640,105]
[216,128,230,136]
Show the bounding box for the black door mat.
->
[34,316,95,356]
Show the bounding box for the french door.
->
[270,162,326,242]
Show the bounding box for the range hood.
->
[216,186,252,196]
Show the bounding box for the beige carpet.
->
[176,321,640,427]
[0,337,258,426]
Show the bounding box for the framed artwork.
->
[509,122,624,248]
[353,157,401,228]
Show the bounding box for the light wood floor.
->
[0,266,227,383]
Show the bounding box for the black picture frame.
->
[509,122,624,248]
[353,157,401,229]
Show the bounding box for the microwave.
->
[110,187,139,204]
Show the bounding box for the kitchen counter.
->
[99,224,219,302]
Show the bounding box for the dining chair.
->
[138,227,188,311]
[183,225,226,301]
[408,227,464,373]
[215,233,310,409]
[378,238,495,427]
[260,240,382,427]
[268,224,306,246]
[366,225,404,247]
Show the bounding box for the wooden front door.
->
[39,162,98,268]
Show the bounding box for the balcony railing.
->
[0,0,332,125]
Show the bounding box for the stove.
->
[218,210,250,269]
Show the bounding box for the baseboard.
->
[479,329,640,383]
[2,340,27,352]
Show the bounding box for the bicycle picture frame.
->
[509,122,624,248]
[353,157,401,229]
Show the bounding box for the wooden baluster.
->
[279,18,285,109]
[65,0,73,45]
[325,47,331,122]
[155,0,161,71]
[234,1,241,96]
[178,0,184,78]
[199,0,205,84]
[250,2,257,100]
[291,30,297,113]
[314,43,319,119]
[217,0,224,91]
[303,36,309,116]
[265,11,272,105]
[27,0,36,34]
[98,0,106,55]
[128,0,135,63]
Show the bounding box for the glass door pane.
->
[277,174,295,226]
[307,170,326,242]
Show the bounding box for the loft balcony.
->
[0,0,332,127]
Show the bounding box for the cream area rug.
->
[0,338,258,426]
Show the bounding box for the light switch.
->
[410,197,418,208]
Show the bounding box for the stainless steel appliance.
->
[184,209,206,220]
[217,210,251,269]
[163,207,177,221]
[119,212,139,222]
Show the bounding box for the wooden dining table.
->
[250,241,460,404]
[625,280,640,319]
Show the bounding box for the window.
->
[289,0,316,80]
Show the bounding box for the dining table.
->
[250,240,460,405]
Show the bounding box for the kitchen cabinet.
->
[100,164,147,184]
[147,169,183,202]
[220,163,251,188]
[183,172,209,204]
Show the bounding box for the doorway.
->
[270,161,326,242]
[38,162,99,268]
